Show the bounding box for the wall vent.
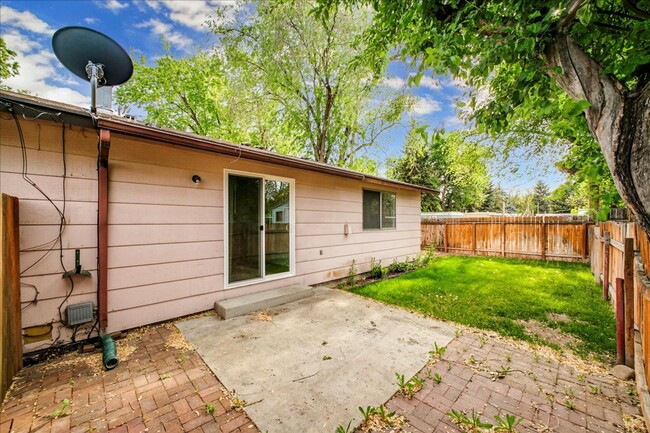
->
[65,302,94,326]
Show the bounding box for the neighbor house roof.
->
[0,90,436,193]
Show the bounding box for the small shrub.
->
[346,259,357,287]
[369,257,387,279]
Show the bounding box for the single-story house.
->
[0,90,431,353]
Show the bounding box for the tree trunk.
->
[544,34,650,236]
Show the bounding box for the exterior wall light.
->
[192,175,201,184]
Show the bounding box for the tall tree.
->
[0,37,19,89]
[322,0,650,235]
[531,181,551,214]
[481,182,512,213]
[388,125,491,212]
[212,0,413,169]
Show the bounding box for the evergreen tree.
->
[531,181,551,214]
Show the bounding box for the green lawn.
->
[351,255,615,360]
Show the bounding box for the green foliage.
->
[432,372,443,384]
[335,421,353,433]
[346,259,357,287]
[368,257,387,279]
[358,405,376,420]
[52,399,71,419]
[351,256,616,360]
[209,0,414,169]
[429,342,446,359]
[0,37,19,88]
[319,0,648,221]
[447,409,493,430]
[388,125,492,212]
[387,259,415,274]
[205,403,215,415]
[395,372,424,398]
[531,181,551,214]
[493,414,523,432]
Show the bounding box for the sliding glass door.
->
[227,173,292,285]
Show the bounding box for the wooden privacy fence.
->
[421,216,591,262]
[591,221,650,375]
[1,194,21,400]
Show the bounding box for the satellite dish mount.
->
[52,26,133,114]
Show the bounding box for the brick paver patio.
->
[0,325,258,433]
[375,332,643,433]
[1,321,644,433]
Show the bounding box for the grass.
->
[351,255,615,360]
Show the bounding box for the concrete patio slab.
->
[176,286,456,433]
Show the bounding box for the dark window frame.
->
[362,189,396,230]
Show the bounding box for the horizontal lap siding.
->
[2,117,422,347]
[106,136,225,332]
[1,119,98,351]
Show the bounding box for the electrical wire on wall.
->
[1,100,79,348]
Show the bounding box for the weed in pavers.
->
[577,373,586,382]
[52,398,72,418]
[447,409,493,431]
[565,399,576,410]
[590,384,602,395]
[429,342,447,359]
[433,372,443,383]
[205,403,215,415]
[336,421,353,433]
[493,413,523,432]
[491,365,511,380]
[395,372,425,399]
[322,355,332,361]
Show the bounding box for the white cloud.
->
[418,76,442,91]
[0,6,55,35]
[380,76,406,89]
[3,50,89,106]
[147,0,238,28]
[411,96,442,115]
[94,0,129,13]
[135,18,193,50]
[2,30,40,53]
[0,6,89,107]
[84,17,98,24]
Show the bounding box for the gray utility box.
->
[65,302,94,326]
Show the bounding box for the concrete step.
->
[214,284,314,319]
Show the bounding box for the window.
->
[363,190,396,230]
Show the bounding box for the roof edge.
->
[0,90,436,194]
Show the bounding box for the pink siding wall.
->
[1,117,422,350]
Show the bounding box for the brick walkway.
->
[1,322,645,433]
[375,332,644,433]
[0,325,259,433]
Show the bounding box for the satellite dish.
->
[52,26,133,114]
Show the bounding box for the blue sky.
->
[0,0,566,193]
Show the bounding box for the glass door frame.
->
[224,169,295,288]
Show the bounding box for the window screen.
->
[363,190,396,230]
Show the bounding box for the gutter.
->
[96,117,436,194]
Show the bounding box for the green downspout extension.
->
[101,334,119,370]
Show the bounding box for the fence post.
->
[624,237,635,368]
[616,278,626,365]
[472,222,477,255]
[501,221,506,257]
[603,231,610,300]
[541,222,547,261]
[443,222,448,253]
[583,223,589,260]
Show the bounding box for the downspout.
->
[98,128,117,369]
[98,128,110,332]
